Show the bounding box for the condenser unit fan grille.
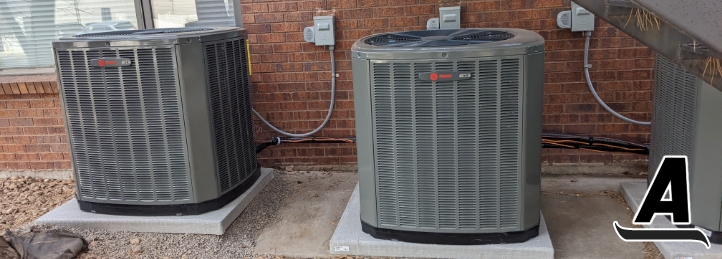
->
[371,58,522,230]
[364,29,514,47]
[204,38,258,193]
[74,27,215,37]
[57,47,191,202]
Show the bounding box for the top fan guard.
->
[363,29,515,47]
[74,27,215,37]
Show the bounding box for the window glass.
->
[0,0,138,69]
[152,0,235,28]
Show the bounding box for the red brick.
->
[9,118,33,126]
[29,162,54,170]
[285,12,314,22]
[374,6,404,17]
[54,161,72,169]
[40,153,64,161]
[1,144,25,152]
[0,153,15,161]
[16,153,40,161]
[255,13,284,23]
[33,118,60,126]
[297,0,325,10]
[256,33,286,43]
[339,8,373,19]
[245,24,271,34]
[328,0,356,8]
[22,127,48,135]
[268,2,297,12]
[271,23,301,33]
[241,3,268,13]
[7,100,30,109]
[0,110,19,118]
[273,43,302,53]
[50,144,70,152]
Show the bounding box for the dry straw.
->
[624,8,721,81]
[624,8,660,31]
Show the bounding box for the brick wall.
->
[0,0,653,173]
[244,0,652,168]
[0,81,71,171]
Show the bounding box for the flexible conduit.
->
[252,46,337,137]
[583,32,651,125]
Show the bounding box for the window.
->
[0,0,237,70]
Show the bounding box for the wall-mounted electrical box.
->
[571,2,594,32]
[439,6,461,29]
[313,15,335,46]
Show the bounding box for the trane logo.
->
[419,71,472,82]
[90,58,132,68]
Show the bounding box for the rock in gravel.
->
[131,245,143,254]
[129,238,140,245]
[3,208,17,215]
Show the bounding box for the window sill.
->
[0,68,58,95]
[0,67,56,76]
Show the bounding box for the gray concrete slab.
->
[329,184,554,259]
[33,168,274,235]
[621,181,722,259]
[254,171,357,257]
[541,191,645,259]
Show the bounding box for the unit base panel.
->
[77,166,261,216]
[361,220,539,245]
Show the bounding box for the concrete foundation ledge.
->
[620,181,722,259]
[329,184,554,259]
[33,168,274,235]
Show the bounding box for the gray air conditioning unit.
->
[351,28,545,245]
[649,54,722,242]
[52,27,259,216]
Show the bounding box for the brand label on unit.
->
[418,71,472,82]
[90,58,132,68]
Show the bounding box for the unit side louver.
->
[57,47,191,202]
[204,38,258,193]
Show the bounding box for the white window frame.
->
[0,0,242,74]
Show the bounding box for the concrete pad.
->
[621,181,722,259]
[329,184,554,259]
[33,168,274,235]
[254,171,357,257]
[541,191,645,259]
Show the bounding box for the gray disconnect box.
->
[439,6,461,29]
[313,16,335,46]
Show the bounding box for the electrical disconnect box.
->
[571,2,594,32]
[439,6,461,29]
[313,16,335,46]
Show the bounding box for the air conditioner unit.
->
[649,54,722,242]
[351,28,545,245]
[52,27,259,216]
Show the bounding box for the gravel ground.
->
[4,172,294,259]
[0,176,75,230]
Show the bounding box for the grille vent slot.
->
[204,38,258,193]
[57,47,191,202]
[371,58,522,230]
[649,54,697,173]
